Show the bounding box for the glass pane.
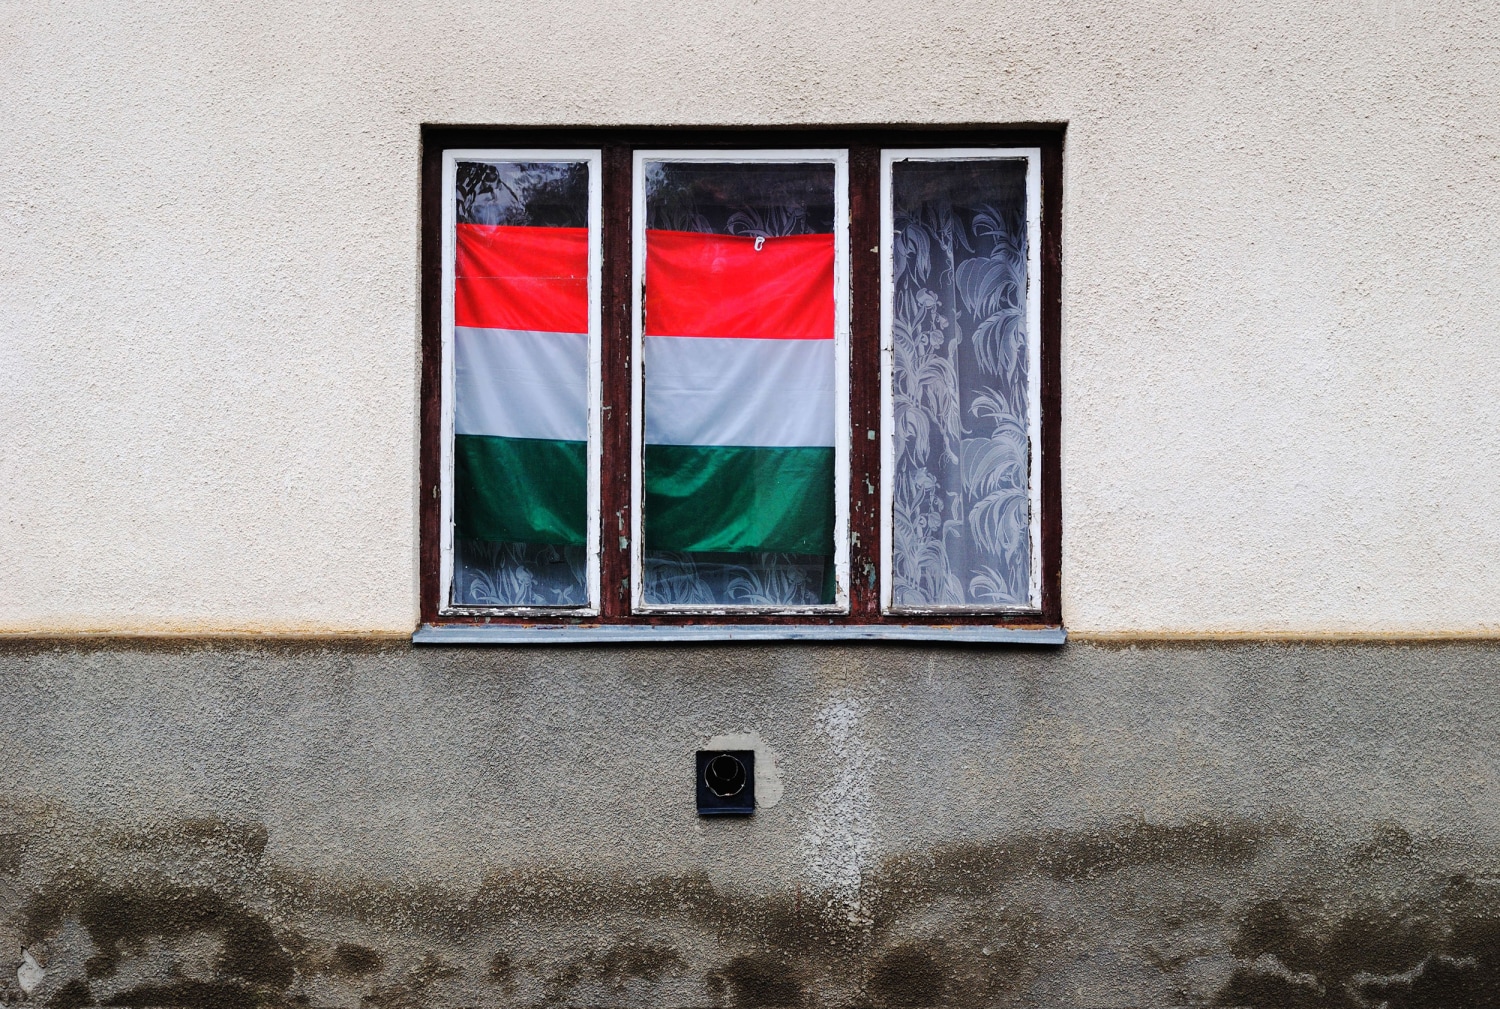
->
[451,160,590,607]
[641,161,838,607]
[889,158,1032,608]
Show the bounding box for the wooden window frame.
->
[418,126,1064,642]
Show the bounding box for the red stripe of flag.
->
[645,230,834,340]
[455,224,589,333]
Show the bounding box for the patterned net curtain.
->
[889,159,1032,608]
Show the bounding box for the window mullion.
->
[599,143,634,621]
[848,145,882,620]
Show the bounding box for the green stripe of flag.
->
[644,445,834,554]
[454,434,586,545]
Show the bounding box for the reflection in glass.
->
[889,159,1032,608]
[451,160,590,607]
[641,161,838,606]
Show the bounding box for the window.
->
[883,151,1041,612]
[440,152,602,613]
[419,129,1061,642]
[633,151,850,611]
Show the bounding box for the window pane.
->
[641,161,838,607]
[888,158,1033,608]
[451,160,592,607]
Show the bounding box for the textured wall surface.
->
[3,639,1500,1006]
[3,0,1500,634]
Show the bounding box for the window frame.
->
[437,148,604,616]
[630,148,852,615]
[418,126,1063,639]
[880,147,1044,615]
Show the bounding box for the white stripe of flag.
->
[644,336,834,448]
[454,327,588,442]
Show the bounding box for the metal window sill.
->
[413,623,1066,645]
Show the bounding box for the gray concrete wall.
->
[3,640,1499,1007]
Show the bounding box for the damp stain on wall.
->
[5,640,1500,1007]
[5,808,1500,1007]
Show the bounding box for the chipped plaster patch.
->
[800,696,875,923]
[18,948,44,995]
[705,730,784,809]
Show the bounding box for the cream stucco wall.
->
[2,0,1497,635]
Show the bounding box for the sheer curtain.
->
[889,159,1032,607]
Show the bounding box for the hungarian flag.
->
[643,230,836,555]
[452,224,588,545]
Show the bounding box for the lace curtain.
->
[889,159,1033,608]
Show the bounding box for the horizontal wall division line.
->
[9,629,1500,644]
[0,630,417,642]
[1069,630,1500,643]
[413,623,1066,645]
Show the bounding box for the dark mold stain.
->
[708,952,804,1007]
[99,980,262,1009]
[20,876,296,1004]
[74,885,225,978]
[1216,892,1500,1007]
[329,943,385,977]
[542,956,589,999]
[175,817,269,860]
[873,837,1040,906]
[536,940,681,998]
[0,831,25,874]
[219,914,298,986]
[1042,817,1266,880]
[1349,821,1418,865]
[486,950,514,984]
[868,817,1269,922]
[21,875,75,945]
[48,979,96,1009]
[6,816,1249,1008]
[1228,897,1326,974]
[1217,967,1325,1008]
[67,882,293,985]
[868,944,945,1006]
[271,868,482,939]
[596,941,683,985]
[14,810,1488,1008]
[362,953,460,1009]
[472,865,723,922]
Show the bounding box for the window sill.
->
[412,623,1066,645]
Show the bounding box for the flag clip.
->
[754,236,766,251]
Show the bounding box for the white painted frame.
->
[879,148,1044,614]
[630,149,852,614]
[438,149,604,616]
